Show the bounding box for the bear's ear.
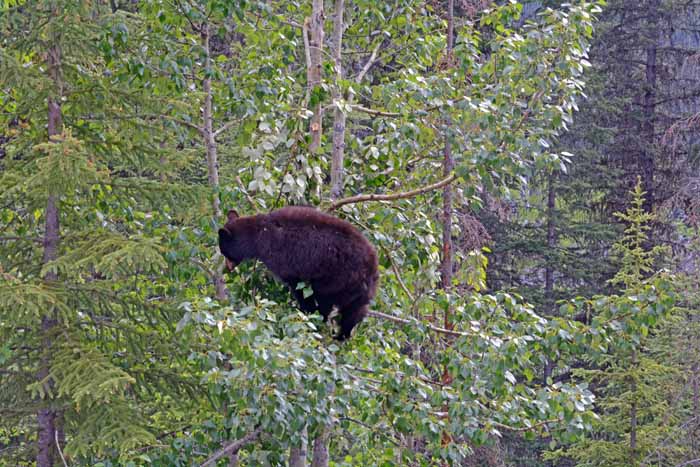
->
[227,209,239,223]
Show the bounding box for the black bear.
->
[218,206,379,340]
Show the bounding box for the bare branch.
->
[200,427,263,467]
[213,118,241,139]
[302,18,312,109]
[349,104,401,117]
[355,41,382,84]
[367,310,469,338]
[327,173,456,211]
[235,175,258,211]
[373,243,414,302]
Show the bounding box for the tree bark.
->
[308,0,325,153]
[201,23,222,219]
[289,427,308,467]
[311,426,330,467]
[640,0,658,213]
[200,22,228,302]
[37,30,63,467]
[329,0,345,199]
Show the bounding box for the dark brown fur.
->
[218,206,379,340]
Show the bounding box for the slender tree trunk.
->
[201,23,222,219]
[543,174,556,381]
[37,32,63,467]
[309,1,333,462]
[439,0,455,455]
[308,0,325,152]
[199,23,235,466]
[440,0,455,329]
[330,0,345,199]
[289,427,308,467]
[311,426,330,467]
[200,23,228,301]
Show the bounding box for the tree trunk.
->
[289,427,308,467]
[201,23,222,219]
[311,426,330,467]
[200,22,228,302]
[440,0,455,330]
[439,0,455,456]
[308,0,325,153]
[37,33,63,467]
[310,0,334,460]
[641,1,658,213]
[329,0,345,200]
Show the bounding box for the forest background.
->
[2,0,700,466]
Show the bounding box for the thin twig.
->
[190,257,216,280]
[55,430,68,467]
[200,427,263,467]
[377,244,414,302]
[327,173,456,211]
[355,41,382,84]
[213,118,242,139]
[235,175,258,211]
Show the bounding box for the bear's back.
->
[268,206,363,239]
[258,206,377,287]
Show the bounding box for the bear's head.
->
[218,209,246,270]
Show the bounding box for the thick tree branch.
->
[349,104,401,117]
[327,173,456,211]
[200,427,262,467]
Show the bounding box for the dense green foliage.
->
[1,0,699,466]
